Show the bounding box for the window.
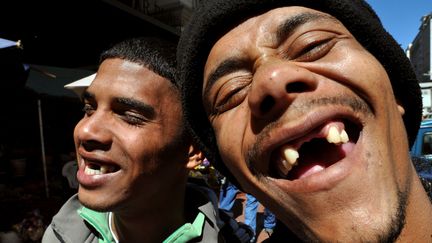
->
[422,132,432,155]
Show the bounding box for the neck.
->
[112,189,187,242]
[396,174,432,242]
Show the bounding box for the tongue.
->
[296,165,326,179]
[287,139,347,180]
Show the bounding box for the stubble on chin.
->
[250,173,407,242]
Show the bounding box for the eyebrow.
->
[204,12,338,97]
[276,12,338,45]
[82,90,155,117]
[116,97,155,118]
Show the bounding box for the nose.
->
[248,59,318,119]
[74,111,112,151]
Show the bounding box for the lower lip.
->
[76,166,118,188]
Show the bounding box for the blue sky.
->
[366,0,431,50]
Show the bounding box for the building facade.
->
[408,13,432,115]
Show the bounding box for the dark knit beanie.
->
[177,0,422,187]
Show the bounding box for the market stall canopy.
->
[26,65,94,98]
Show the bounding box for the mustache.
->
[246,95,372,176]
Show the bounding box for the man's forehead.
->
[208,7,340,56]
[256,6,339,27]
[204,6,342,84]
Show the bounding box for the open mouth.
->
[83,161,120,175]
[269,119,361,180]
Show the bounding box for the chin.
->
[267,181,408,243]
[78,188,119,212]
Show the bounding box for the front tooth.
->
[282,146,299,165]
[85,166,102,175]
[340,129,349,143]
[327,126,341,144]
[84,166,91,175]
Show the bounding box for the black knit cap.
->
[177,0,422,187]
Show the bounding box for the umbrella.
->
[0,38,21,49]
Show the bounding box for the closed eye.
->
[120,111,149,126]
[212,77,251,115]
[280,30,341,62]
[114,97,155,126]
[292,37,337,62]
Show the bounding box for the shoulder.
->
[42,194,99,243]
[48,194,83,227]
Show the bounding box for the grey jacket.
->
[42,183,252,243]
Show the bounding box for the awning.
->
[64,73,96,97]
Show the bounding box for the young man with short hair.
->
[43,37,252,243]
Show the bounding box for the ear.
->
[186,144,204,170]
[396,100,405,116]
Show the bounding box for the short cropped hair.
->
[100,37,177,86]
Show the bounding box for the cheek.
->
[333,48,397,111]
[116,134,151,168]
[214,122,237,160]
[362,55,392,91]
[127,137,154,160]
[332,43,392,90]
[125,131,181,174]
[213,106,250,166]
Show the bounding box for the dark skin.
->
[202,6,432,242]
[74,58,203,242]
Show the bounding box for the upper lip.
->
[77,147,120,168]
[254,105,363,170]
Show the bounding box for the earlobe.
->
[186,145,204,169]
[397,104,405,116]
[395,99,405,115]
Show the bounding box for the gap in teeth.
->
[274,121,355,178]
[88,163,100,170]
[84,163,115,175]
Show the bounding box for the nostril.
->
[260,95,275,114]
[286,82,310,93]
[82,140,110,151]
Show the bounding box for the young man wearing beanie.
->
[177,1,432,242]
[42,37,253,243]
